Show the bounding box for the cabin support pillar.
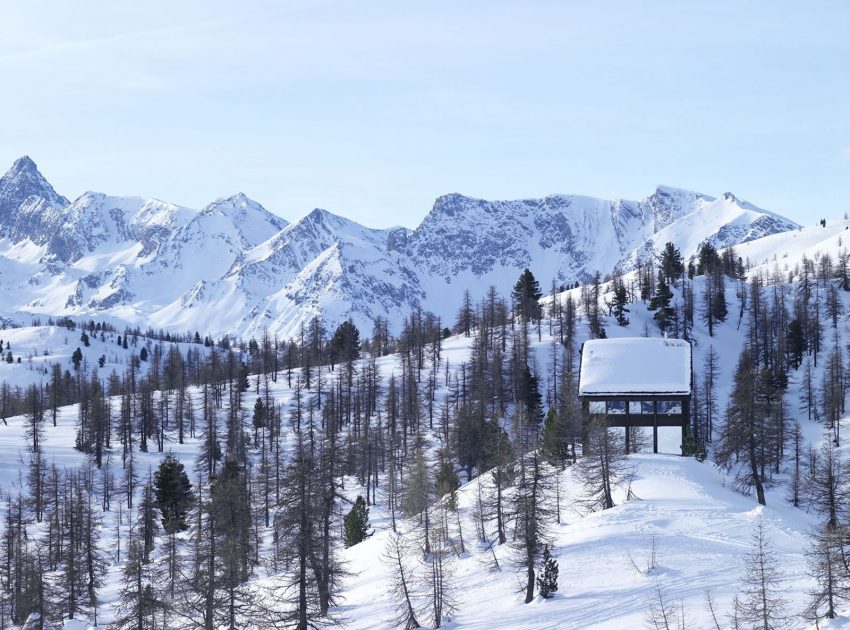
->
[624,401,631,454]
[581,399,589,454]
[652,401,658,454]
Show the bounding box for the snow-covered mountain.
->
[0,157,799,338]
[402,186,797,301]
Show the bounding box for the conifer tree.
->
[382,533,421,630]
[343,495,370,548]
[331,320,361,365]
[154,454,194,534]
[649,271,675,333]
[786,318,806,369]
[660,241,684,285]
[718,350,782,506]
[434,454,460,511]
[209,459,253,628]
[611,275,630,326]
[512,268,543,324]
[512,450,552,603]
[423,516,455,628]
[71,348,83,371]
[536,545,558,599]
[737,520,787,629]
[482,419,514,545]
[251,398,266,446]
[575,416,628,511]
[805,522,848,621]
[115,534,162,630]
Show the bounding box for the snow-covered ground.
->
[339,453,812,629]
[1,267,849,628]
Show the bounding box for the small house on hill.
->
[578,337,692,454]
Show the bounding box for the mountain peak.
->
[0,155,69,223]
[202,193,285,223]
[10,155,37,175]
[3,155,47,186]
[211,192,250,206]
[300,207,346,226]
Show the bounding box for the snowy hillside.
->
[339,454,812,630]
[0,157,798,340]
[0,257,849,627]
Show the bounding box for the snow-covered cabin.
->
[578,337,692,454]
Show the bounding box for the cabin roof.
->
[578,337,692,396]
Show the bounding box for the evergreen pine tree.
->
[517,365,543,425]
[238,363,250,392]
[343,495,370,548]
[331,320,361,364]
[536,545,559,599]
[512,268,543,323]
[648,271,675,333]
[252,397,266,446]
[786,318,806,369]
[660,241,684,285]
[612,276,630,326]
[153,455,194,534]
[71,347,83,371]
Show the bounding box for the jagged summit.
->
[2,155,57,193]
[9,155,37,174]
[0,155,69,224]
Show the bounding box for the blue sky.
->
[0,1,847,228]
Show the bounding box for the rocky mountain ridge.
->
[0,157,799,338]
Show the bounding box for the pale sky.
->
[0,1,848,228]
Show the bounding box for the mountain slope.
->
[0,269,835,629]
[153,208,424,339]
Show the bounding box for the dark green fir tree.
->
[343,495,370,548]
[649,271,675,333]
[536,545,559,599]
[154,454,194,533]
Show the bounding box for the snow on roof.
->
[578,337,691,396]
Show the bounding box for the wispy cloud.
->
[0,0,332,65]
